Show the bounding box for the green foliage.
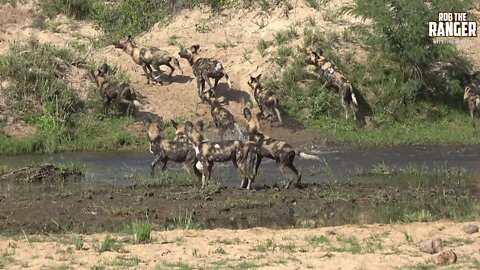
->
[0,0,16,6]
[129,221,152,244]
[74,236,84,250]
[273,26,298,46]
[343,0,472,103]
[0,43,143,154]
[39,0,96,20]
[265,0,476,146]
[167,211,198,230]
[257,39,272,57]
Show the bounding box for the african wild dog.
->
[183,120,255,189]
[247,74,282,125]
[146,118,201,179]
[92,63,142,116]
[243,108,320,189]
[464,83,480,129]
[113,35,183,85]
[204,89,244,139]
[178,44,232,101]
[305,50,359,121]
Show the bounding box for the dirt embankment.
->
[1,1,479,141]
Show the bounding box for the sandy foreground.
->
[0,221,479,269]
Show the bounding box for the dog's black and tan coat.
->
[113,35,183,85]
[305,51,359,121]
[184,120,255,189]
[464,83,480,128]
[92,63,142,116]
[243,108,320,189]
[204,90,243,138]
[147,118,201,179]
[178,44,232,101]
[247,74,282,125]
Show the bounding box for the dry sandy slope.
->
[0,1,478,139]
[1,221,479,269]
[94,0,360,132]
[94,1,480,136]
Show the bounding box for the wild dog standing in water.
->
[146,118,201,179]
[113,35,183,85]
[92,63,142,116]
[204,89,244,139]
[464,83,480,129]
[178,44,232,101]
[184,120,255,189]
[247,74,282,125]
[305,50,359,121]
[243,108,320,189]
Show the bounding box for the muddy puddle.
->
[1,144,480,188]
[0,145,479,234]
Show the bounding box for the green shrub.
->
[39,0,96,20]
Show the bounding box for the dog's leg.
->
[224,73,232,90]
[165,62,175,77]
[202,74,213,93]
[142,64,151,84]
[319,80,329,91]
[203,162,213,188]
[341,97,349,121]
[150,155,162,177]
[286,162,302,187]
[161,159,168,171]
[103,97,111,117]
[254,155,263,176]
[213,77,220,93]
[190,158,202,181]
[279,164,295,189]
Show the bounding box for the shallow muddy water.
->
[1,145,480,234]
[1,144,480,188]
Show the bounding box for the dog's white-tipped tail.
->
[195,161,203,171]
[274,108,283,125]
[299,152,321,160]
[351,91,358,107]
[133,100,144,109]
[225,74,232,90]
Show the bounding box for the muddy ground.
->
[0,169,477,236]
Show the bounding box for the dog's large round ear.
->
[255,112,263,121]
[184,120,193,135]
[191,44,200,53]
[170,119,179,129]
[255,73,262,81]
[127,35,132,41]
[243,107,252,120]
[195,120,204,132]
[100,63,109,74]
[156,116,163,128]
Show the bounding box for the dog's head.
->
[247,74,262,90]
[305,50,326,66]
[243,107,261,135]
[464,84,476,101]
[113,35,134,50]
[145,117,163,141]
[184,120,204,146]
[171,119,186,140]
[92,63,110,87]
[178,44,200,63]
